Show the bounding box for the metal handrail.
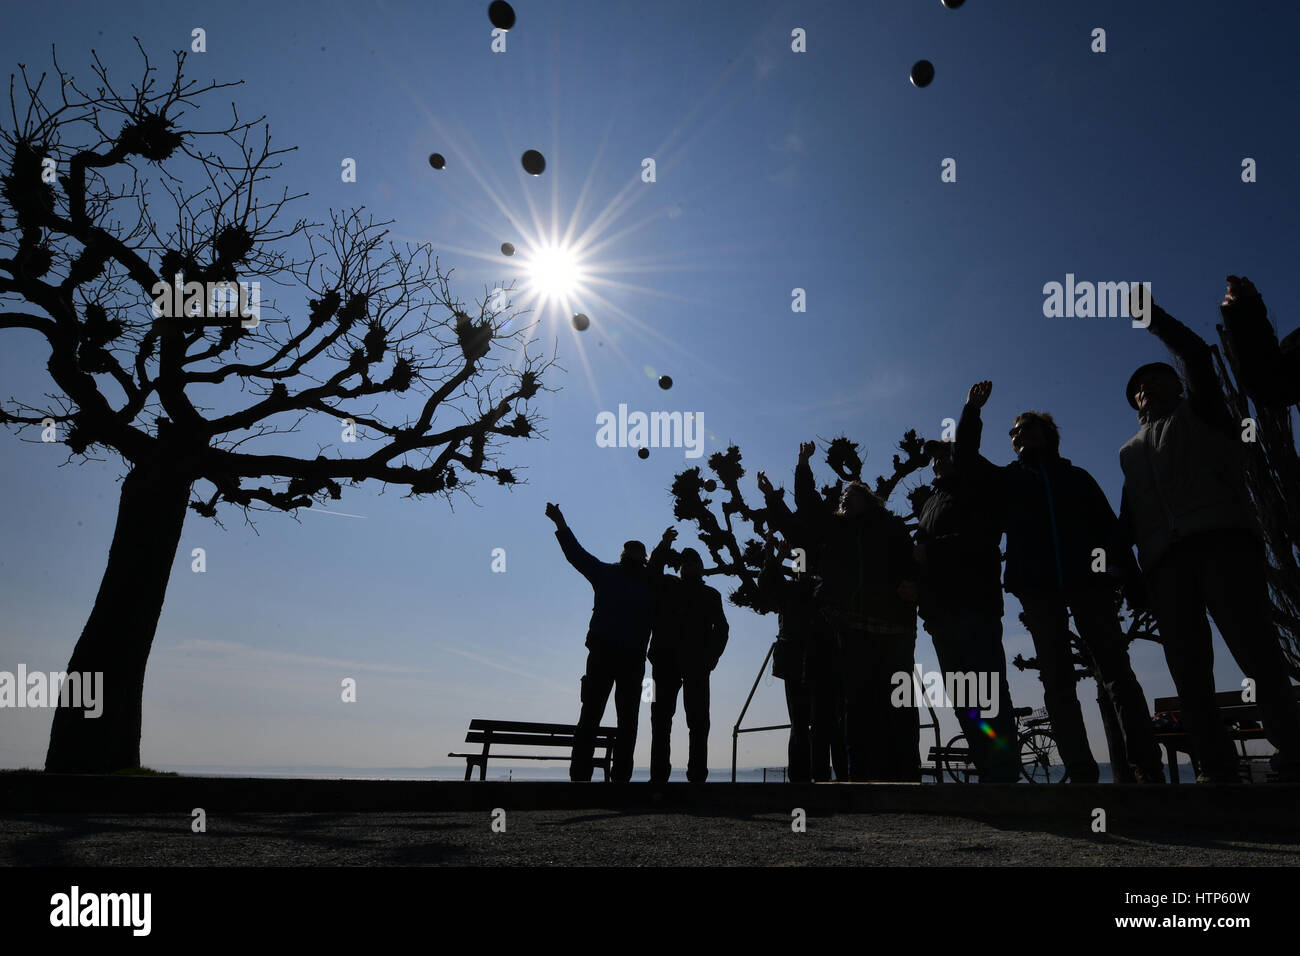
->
[731,645,943,783]
[731,642,790,782]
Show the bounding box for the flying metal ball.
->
[638,447,650,460]
[501,242,515,256]
[521,149,546,175]
[910,60,935,88]
[942,0,965,9]
[571,312,590,331]
[428,153,446,170]
[488,2,516,30]
[703,479,717,492]
[658,375,673,390]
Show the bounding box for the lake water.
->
[157,763,1123,783]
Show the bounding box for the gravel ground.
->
[4,810,1300,866]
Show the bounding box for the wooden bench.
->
[448,719,617,781]
[1153,686,1300,783]
[926,745,980,783]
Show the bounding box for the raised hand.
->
[660,526,678,545]
[544,502,564,526]
[967,381,992,409]
[1223,275,1260,307]
[798,440,816,462]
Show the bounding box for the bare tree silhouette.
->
[0,43,555,772]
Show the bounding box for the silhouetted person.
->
[796,443,920,782]
[757,467,847,781]
[914,439,1020,783]
[959,382,1164,784]
[648,547,729,783]
[1218,275,1300,408]
[755,530,817,782]
[1121,289,1300,782]
[547,503,671,782]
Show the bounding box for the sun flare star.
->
[524,241,586,307]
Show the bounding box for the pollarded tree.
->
[667,432,933,609]
[0,45,554,772]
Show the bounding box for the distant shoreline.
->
[72,763,1121,783]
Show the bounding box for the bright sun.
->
[524,241,585,304]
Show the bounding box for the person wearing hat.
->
[647,545,729,784]
[1218,276,1299,409]
[1119,289,1300,782]
[546,503,674,782]
[913,438,1021,782]
[958,382,1164,784]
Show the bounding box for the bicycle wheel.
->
[942,734,977,784]
[1019,729,1066,783]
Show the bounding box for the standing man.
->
[1121,288,1300,782]
[546,503,671,782]
[959,382,1164,784]
[914,439,1020,783]
[649,547,729,784]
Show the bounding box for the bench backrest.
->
[1153,684,1300,717]
[464,719,617,746]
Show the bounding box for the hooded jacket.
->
[1118,304,1260,571]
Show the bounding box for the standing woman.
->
[795,442,921,782]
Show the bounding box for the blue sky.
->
[2,0,1298,774]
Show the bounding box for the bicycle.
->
[940,705,1066,783]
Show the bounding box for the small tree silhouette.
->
[0,44,555,772]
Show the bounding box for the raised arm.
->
[1218,275,1294,408]
[792,441,827,523]
[757,471,809,546]
[955,381,991,475]
[547,503,600,582]
[649,526,678,576]
[1134,288,1232,432]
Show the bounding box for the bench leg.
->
[1162,743,1178,784]
[464,761,473,782]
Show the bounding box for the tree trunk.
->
[1094,679,1134,783]
[44,460,192,773]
